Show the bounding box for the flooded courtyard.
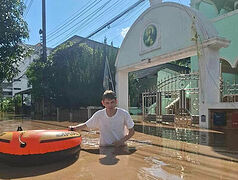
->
[0,113,238,180]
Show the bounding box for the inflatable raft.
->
[0,128,82,165]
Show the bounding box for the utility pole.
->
[41,0,46,119]
[42,0,47,62]
[103,36,107,90]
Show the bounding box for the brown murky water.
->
[0,113,238,180]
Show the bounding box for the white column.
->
[198,47,220,128]
[116,69,129,110]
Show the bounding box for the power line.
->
[53,0,148,47]
[47,0,96,35]
[110,1,148,30]
[110,2,147,28]
[47,0,99,39]
[86,0,146,39]
[49,0,147,47]
[50,0,114,46]
[71,0,125,39]
[93,1,148,45]
[48,0,112,45]
[24,0,34,18]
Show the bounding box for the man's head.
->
[101,90,117,109]
[102,90,116,101]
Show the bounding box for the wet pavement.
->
[0,114,238,180]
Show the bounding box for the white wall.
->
[116,2,230,129]
[116,2,217,70]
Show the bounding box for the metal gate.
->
[142,73,199,124]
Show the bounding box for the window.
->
[3,92,12,96]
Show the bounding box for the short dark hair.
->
[102,90,116,100]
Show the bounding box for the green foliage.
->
[0,95,22,112]
[128,73,144,107]
[50,43,103,107]
[26,57,49,99]
[171,57,191,69]
[14,94,22,106]
[0,84,2,99]
[0,97,14,112]
[27,42,118,108]
[0,0,29,82]
[129,72,158,107]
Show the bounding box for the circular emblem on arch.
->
[143,24,157,47]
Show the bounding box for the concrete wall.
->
[213,11,238,67]
[116,2,217,70]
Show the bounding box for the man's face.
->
[101,98,117,110]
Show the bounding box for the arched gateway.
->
[115,1,230,128]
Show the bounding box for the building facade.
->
[1,43,52,99]
[116,0,238,129]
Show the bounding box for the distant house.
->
[2,35,118,99]
[130,62,190,115]
[1,43,52,99]
[190,0,238,100]
[133,62,190,79]
[55,35,118,51]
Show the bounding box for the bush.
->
[0,97,14,112]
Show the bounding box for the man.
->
[69,90,135,147]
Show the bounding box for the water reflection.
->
[0,112,30,121]
[0,115,238,179]
[82,146,137,164]
[138,157,182,180]
[134,125,199,144]
[134,124,238,151]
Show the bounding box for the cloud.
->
[121,27,130,38]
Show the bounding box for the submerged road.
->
[0,118,238,180]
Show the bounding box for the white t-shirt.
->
[85,108,134,146]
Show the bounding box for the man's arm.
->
[113,128,135,147]
[68,123,87,131]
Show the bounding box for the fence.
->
[56,106,102,122]
[220,80,238,102]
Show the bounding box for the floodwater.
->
[0,113,238,180]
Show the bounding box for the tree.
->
[0,97,14,112]
[129,72,143,107]
[0,0,29,82]
[48,42,105,108]
[171,57,191,69]
[27,41,118,109]
[26,57,49,99]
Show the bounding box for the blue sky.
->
[23,0,190,48]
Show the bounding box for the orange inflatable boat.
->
[0,128,82,165]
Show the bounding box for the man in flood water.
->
[69,90,135,147]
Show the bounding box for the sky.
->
[23,0,190,48]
